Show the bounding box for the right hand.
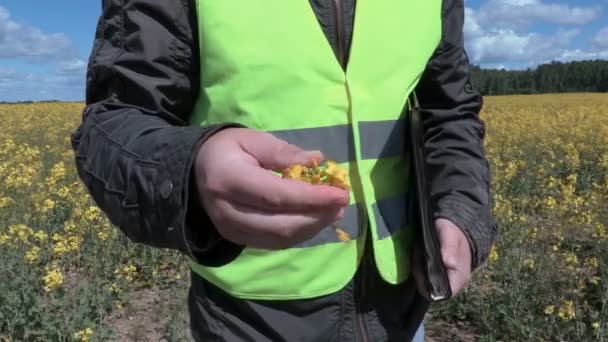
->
[194,128,350,249]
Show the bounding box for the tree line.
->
[470,59,608,96]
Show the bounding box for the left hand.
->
[413,218,472,299]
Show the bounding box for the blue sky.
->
[0,0,607,102]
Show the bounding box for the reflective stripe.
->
[373,192,416,239]
[359,119,408,160]
[270,125,355,163]
[295,203,363,247]
[270,119,407,162]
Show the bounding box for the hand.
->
[194,128,350,250]
[413,218,472,299]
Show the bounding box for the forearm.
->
[415,0,496,269]
[72,0,244,266]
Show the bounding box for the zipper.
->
[353,229,371,342]
[356,251,371,342]
[334,1,366,339]
[333,0,346,69]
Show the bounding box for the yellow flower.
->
[74,328,93,342]
[84,206,102,222]
[24,246,41,264]
[557,300,575,320]
[108,282,121,294]
[40,198,55,213]
[564,253,578,266]
[523,259,535,270]
[42,266,64,292]
[488,245,499,263]
[97,229,110,241]
[584,257,599,268]
[589,276,601,286]
[52,242,69,258]
[0,233,9,245]
[56,186,70,199]
[8,224,33,243]
[544,305,555,315]
[281,160,350,190]
[63,221,77,233]
[545,196,557,209]
[592,322,600,330]
[116,264,138,282]
[0,196,15,208]
[33,231,48,243]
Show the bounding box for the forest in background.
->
[471,59,608,96]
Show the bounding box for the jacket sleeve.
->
[71,0,243,266]
[414,0,496,269]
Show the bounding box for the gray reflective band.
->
[373,192,416,240]
[359,119,408,160]
[270,125,355,163]
[294,203,363,248]
[270,120,407,163]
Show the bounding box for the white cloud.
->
[464,1,605,68]
[477,0,601,30]
[593,27,608,49]
[0,68,17,82]
[0,69,84,101]
[0,6,77,61]
[0,6,85,101]
[57,58,87,76]
[555,49,608,62]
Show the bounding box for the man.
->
[72,0,495,341]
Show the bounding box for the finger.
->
[215,162,350,212]
[237,131,324,170]
[211,199,344,249]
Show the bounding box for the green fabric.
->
[190,0,442,299]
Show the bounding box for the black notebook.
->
[408,93,452,302]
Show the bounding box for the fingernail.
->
[297,151,323,165]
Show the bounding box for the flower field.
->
[0,94,607,341]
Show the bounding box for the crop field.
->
[0,93,607,341]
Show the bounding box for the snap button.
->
[159,180,174,199]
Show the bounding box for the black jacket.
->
[72,1,495,339]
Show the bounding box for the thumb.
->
[239,131,324,170]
